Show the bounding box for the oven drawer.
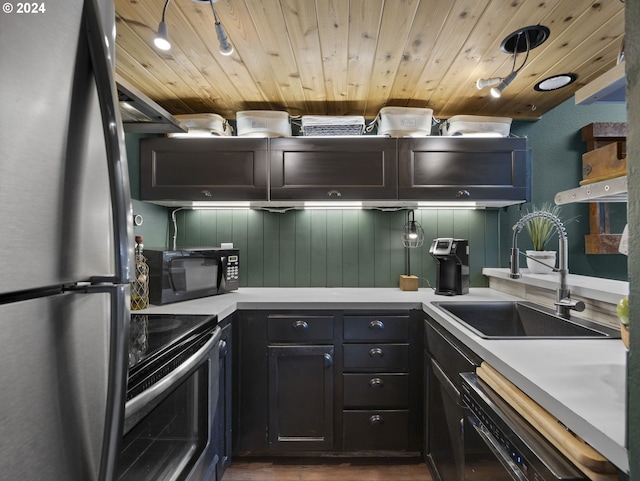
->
[344,315,409,341]
[342,410,409,450]
[343,343,409,371]
[268,314,334,342]
[343,373,409,408]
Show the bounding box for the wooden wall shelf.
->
[575,61,626,105]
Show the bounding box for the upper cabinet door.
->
[270,137,398,200]
[140,137,269,202]
[398,138,531,202]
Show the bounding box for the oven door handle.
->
[466,411,528,481]
[125,326,222,423]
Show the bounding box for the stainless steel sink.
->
[432,301,621,339]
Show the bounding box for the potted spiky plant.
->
[522,202,575,274]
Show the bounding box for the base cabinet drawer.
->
[343,373,409,408]
[268,314,334,342]
[343,343,409,371]
[344,315,409,341]
[343,410,409,450]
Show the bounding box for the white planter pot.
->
[526,250,556,274]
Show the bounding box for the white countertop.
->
[139,287,629,473]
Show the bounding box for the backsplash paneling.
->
[175,208,499,289]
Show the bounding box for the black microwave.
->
[145,247,239,305]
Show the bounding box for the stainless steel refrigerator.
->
[0,0,133,480]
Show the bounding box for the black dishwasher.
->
[424,317,482,481]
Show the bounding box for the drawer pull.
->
[369,347,384,357]
[293,320,309,330]
[369,320,384,329]
[369,414,384,425]
[369,377,384,388]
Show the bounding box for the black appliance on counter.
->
[146,247,239,305]
[429,238,469,295]
[118,313,222,481]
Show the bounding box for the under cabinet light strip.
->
[304,201,363,210]
[192,201,251,210]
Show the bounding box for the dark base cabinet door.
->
[398,137,531,202]
[140,137,269,202]
[426,357,464,481]
[268,345,334,450]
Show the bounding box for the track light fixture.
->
[153,0,234,57]
[154,0,172,50]
[475,77,502,90]
[476,25,549,99]
[210,0,234,56]
[490,71,518,98]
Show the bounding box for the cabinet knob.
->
[369,320,384,329]
[456,189,471,198]
[369,414,384,425]
[218,339,228,357]
[369,347,384,357]
[327,189,342,197]
[324,352,333,368]
[201,189,212,197]
[293,320,309,330]
[369,377,384,388]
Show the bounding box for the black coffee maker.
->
[429,238,470,296]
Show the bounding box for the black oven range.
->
[117,313,222,481]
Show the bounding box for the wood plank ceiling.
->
[114,0,625,121]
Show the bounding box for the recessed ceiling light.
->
[534,73,578,91]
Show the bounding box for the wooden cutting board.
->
[476,362,618,480]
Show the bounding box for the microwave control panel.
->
[226,255,239,289]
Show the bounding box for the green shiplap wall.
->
[504,98,627,280]
[174,208,499,289]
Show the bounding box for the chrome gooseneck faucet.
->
[509,211,585,318]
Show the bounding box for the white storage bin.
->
[168,113,233,137]
[236,110,291,137]
[377,107,433,137]
[301,115,365,136]
[441,115,512,137]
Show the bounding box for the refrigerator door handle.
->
[84,0,133,285]
[75,283,129,481]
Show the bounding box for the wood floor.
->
[222,458,433,481]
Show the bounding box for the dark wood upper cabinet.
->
[138,136,530,206]
[398,137,531,202]
[140,137,269,202]
[269,137,398,200]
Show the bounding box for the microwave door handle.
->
[84,0,133,285]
